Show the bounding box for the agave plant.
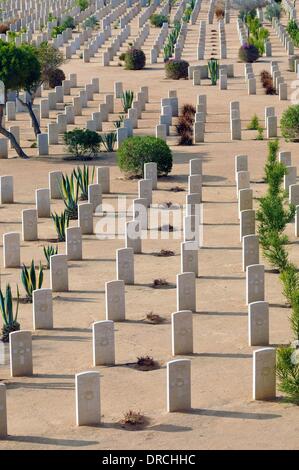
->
[121,90,134,113]
[60,173,79,219]
[0,284,20,343]
[113,114,125,129]
[102,132,117,152]
[51,211,70,242]
[43,245,58,269]
[73,165,95,200]
[21,260,44,302]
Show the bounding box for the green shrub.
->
[165,59,189,79]
[247,114,260,130]
[255,127,264,140]
[51,25,64,38]
[62,16,75,29]
[287,19,299,47]
[117,136,172,177]
[21,261,44,302]
[150,14,168,27]
[124,48,146,70]
[277,346,299,403]
[83,15,98,29]
[0,284,20,343]
[280,263,299,306]
[77,0,89,11]
[281,105,299,142]
[238,43,259,63]
[119,52,126,61]
[64,128,102,159]
[290,290,299,340]
[48,68,66,88]
[265,3,281,21]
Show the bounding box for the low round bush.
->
[117,136,173,177]
[238,43,259,63]
[48,68,66,88]
[165,59,189,79]
[150,14,168,28]
[280,105,299,142]
[124,48,146,70]
[62,16,75,29]
[64,128,102,159]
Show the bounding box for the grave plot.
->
[1,0,299,452]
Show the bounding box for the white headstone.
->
[172,310,193,355]
[253,348,276,400]
[75,371,101,426]
[78,202,93,235]
[248,301,269,346]
[3,232,20,268]
[66,227,82,261]
[116,248,134,285]
[0,176,13,204]
[246,264,264,305]
[10,330,33,377]
[167,359,191,412]
[50,254,69,292]
[105,280,125,321]
[92,320,115,366]
[176,272,196,312]
[36,188,51,218]
[22,209,38,241]
[33,288,53,330]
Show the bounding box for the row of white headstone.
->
[0,355,193,433]
[236,154,277,401]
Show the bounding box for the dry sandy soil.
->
[0,2,299,450]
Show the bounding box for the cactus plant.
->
[208,58,219,85]
[0,284,20,342]
[51,211,70,242]
[21,260,44,302]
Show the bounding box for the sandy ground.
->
[0,2,299,450]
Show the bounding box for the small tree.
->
[0,40,41,158]
[17,41,65,137]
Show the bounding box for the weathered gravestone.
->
[92,320,115,366]
[167,359,191,412]
[172,310,193,356]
